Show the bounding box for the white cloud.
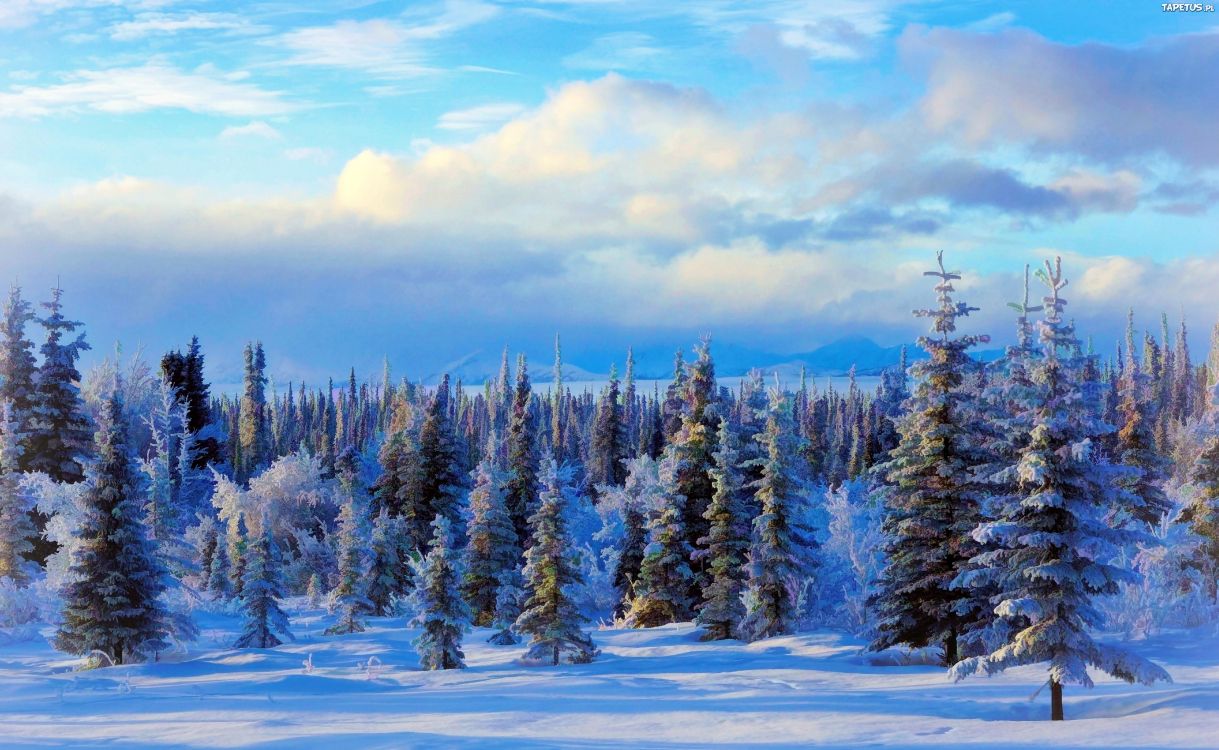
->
[220,120,282,140]
[108,12,258,41]
[436,102,526,131]
[563,32,667,71]
[0,62,297,118]
[274,1,499,78]
[284,147,331,163]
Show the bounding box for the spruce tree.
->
[236,342,269,483]
[1114,345,1172,527]
[28,285,92,485]
[1186,436,1219,600]
[463,454,519,626]
[504,357,538,549]
[951,258,1171,721]
[625,451,694,628]
[417,375,464,546]
[613,481,649,619]
[741,390,812,641]
[0,286,37,463]
[365,509,408,616]
[55,393,168,665]
[326,495,370,634]
[588,364,626,495]
[870,251,991,667]
[0,401,34,585]
[234,520,293,649]
[515,455,598,664]
[695,419,750,640]
[207,536,232,600]
[410,515,470,670]
[670,337,719,604]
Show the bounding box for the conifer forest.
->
[3,2,1218,748]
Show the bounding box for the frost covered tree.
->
[588,364,626,494]
[326,494,370,634]
[1114,338,1172,528]
[55,393,168,666]
[695,419,750,640]
[515,455,598,664]
[671,338,719,597]
[0,401,35,585]
[741,390,812,641]
[207,534,232,600]
[28,285,92,486]
[871,251,992,666]
[951,258,1171,721]
[625,451,694,628]
[417,374,464,544]
[236,342,270,483]
[463,454,519,626]
[504,356,538,549]
[410,515,469,670]
[1186,436,1219,600]
[365,509,408,616]
[0,286,37,462]
[234,519,293,649]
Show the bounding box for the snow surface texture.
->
[0,600,1213,749]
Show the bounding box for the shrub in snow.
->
[409,515,469,670]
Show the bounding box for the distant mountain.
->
[413,336,1003,385]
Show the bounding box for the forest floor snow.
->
[0,601,1215,749]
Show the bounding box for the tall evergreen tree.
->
[741,391,812,641]
[326,494,370,635]
[504,358,537,548]
[28,285,92,485]
[0,286,37,463]
[515,455,598,664]
[951,258,1171,721]
[416,374,464,548]
[0,401,34,585]
[365,509,409,616]
[588,364,626,495]
[1186,436,1219,600]
[463,454,519,626]
[1114,343,1172,527]
[871,251,991,667]
[234,519,293,648]
[236,342,269,483]
[410,515,470,670]
[626,451,695,628]
[161,336,222,469]
[695,419,750,640]
[670,337,720,604]
[55,393,168,665]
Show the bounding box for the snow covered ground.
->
[1,602,1215,749]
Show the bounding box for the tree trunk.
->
[1051,679,1064,721]
[943,631,958,667]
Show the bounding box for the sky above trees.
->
[0,1,1215,385]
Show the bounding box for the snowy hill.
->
[1,601,1211,748]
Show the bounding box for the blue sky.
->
[1,1,1217,384]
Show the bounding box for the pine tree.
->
[55,393,168,665]
[1114,339,1172,527]
[504,357,537,549]
[0,401,34,585]
[515,455,598,664]
[695,419,750,640]
[410,515,470,670]
[236,342,269,483]
[28,285,92,486]
[161,336,222,469]
[951,257,1171,721]
[588,364,627,496]
[1186,436,1219,600]
[626,451,695,628]
[0,286,37,464]
[613,486,649,619]
[326,495,370,634]
[365,509,408,616]
[417,375,464,546]
[228,513,249,598]
[741,390,812,641]
[463,455,519,626]
[234,520,293,649]
[871,251,992,667]
[207,536,232,600]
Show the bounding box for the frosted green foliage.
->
[515,455,598,665]
[695,419,750,640]
[625,450,694,628]
[55,394,168,666]
[951,258,1170,716]
[234,520,293,649]
[410,515,469,670]
[0,401,34,585]
[365,509,408,616]
[326,495,370,635]
[741,390,814,642]
[463,457,519,626]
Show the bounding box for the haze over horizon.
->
[1,1,1215,385]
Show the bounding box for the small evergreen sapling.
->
[515,455,598,665]
[410,515,470,670]
[234,520,293,649]
[327,495,371,634]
